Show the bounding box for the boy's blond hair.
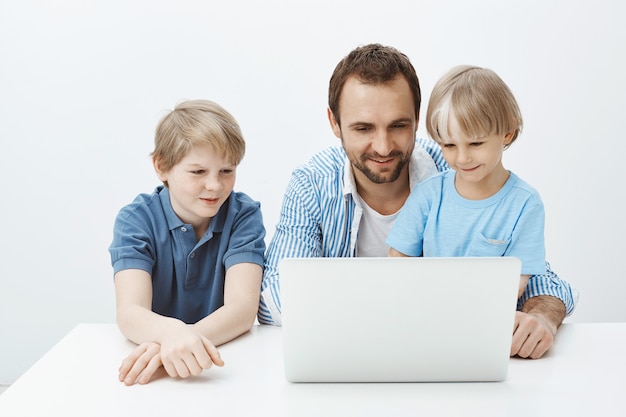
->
[152,99,245,174]
[426,65,522,149]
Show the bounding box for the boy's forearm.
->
[192,302,258,346]
[117,305,184,345]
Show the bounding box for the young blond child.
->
[387,65,546,298]
[109,99,265,385]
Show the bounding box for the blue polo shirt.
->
[109,186,266,324]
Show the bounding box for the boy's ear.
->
[153,157,168,182]
[504,130,515,146]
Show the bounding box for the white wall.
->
[1,0,624,384]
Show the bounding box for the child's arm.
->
[518,274,530,299]
[190,262,263,345]
[114,269,223,385]
[388,247,409,257]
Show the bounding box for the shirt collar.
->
[158,186,184,231]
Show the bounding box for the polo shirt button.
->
[181,227,187,232]
[190,252,196,259]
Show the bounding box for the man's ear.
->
[327,107,342,139]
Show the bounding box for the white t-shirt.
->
[353,192,400,257]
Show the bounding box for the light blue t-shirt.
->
[386,170,545,275]
[109,186,266,324]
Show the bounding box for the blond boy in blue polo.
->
[109,99,265,385]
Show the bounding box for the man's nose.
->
[371,131,393,156]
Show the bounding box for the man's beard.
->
[350,151,411,184]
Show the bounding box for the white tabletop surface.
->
[0,322,625,417]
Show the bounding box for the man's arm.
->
[259,173,324,326]
[510,262,576,358]
[517,262,577,316]
[522,295,566,333]
[511,295,566,359]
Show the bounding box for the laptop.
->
[279,256,521,383]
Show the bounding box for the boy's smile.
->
[155,144,236,238]
[441,115,512,200]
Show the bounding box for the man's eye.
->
[391,123,407,129]
[355,126,370,132]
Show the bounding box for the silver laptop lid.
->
[280,257,521,383]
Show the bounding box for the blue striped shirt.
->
[258,137,577,325]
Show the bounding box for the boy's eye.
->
[443,143,456,148]
[470,142,483,147]
[190,170,205,175]
[221,169,234,175]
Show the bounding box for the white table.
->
[0,323,624,417]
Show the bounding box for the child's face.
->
[440,115,513,197]
[156,144,236,234]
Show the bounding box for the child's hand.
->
[159,324,224,379]
[119,341,164,386]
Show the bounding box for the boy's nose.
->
[205,176,223,191]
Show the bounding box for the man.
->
[258,43,576,359]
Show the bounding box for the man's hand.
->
[119,341,164,386]
[511,295,566,359]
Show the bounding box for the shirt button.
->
[190,252,196,259]
[181,227,187,232]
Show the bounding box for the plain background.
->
[1,0,624,384]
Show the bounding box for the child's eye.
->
[221,169,234,175]
[443,143,456,149]
[190,170,206,175]
[470,142,483,147]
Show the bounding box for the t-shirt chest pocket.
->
[468,233,511,257]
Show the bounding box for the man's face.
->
[329,75,417,185]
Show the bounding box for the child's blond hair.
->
[426,65,522,149]
[152,99,245,174]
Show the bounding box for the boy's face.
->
[440,115,512,197]
[328,75,417,186]
[155,144,236,235]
